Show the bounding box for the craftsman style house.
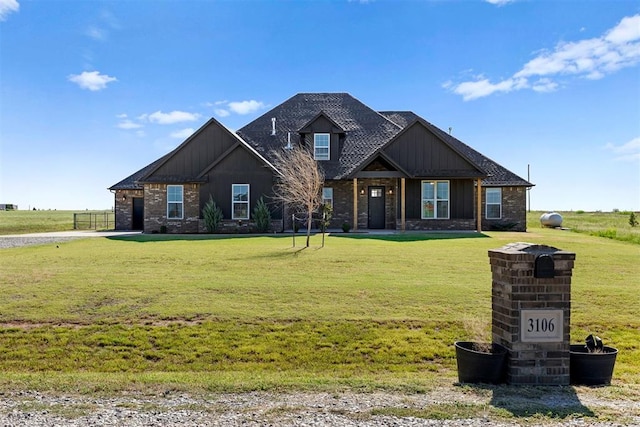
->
[109,93,532,233]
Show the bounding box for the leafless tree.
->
[271,146,324,247]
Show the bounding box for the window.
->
[421,181,449,219]
[232,184,250,220]
[314,133,330,160]
[322,187,333,207]
[486,188,502,219]
[370,188,383,198]
[167,185,183,219]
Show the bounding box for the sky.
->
[1,0,639,212]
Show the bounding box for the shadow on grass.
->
[332,232,489,242]
[106,234,291,244]
[461,384,595,420]
[107,231,489,244]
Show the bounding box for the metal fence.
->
[73,212,115,230]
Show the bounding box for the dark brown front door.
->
[132,197,144,230]
[367,186,385,229]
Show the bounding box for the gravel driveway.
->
[0,231,141,249]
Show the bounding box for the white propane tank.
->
[540,212,563,228]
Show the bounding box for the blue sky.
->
[1,0,639,212]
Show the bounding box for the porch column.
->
[401,178,406,231]
[477,178,482,232]
[353,178,358,231]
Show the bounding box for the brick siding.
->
[113,189,143,230]
[144,184,200,233]
[482,186,527,232]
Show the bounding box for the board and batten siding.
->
[383,122,484,178]
[198,146,281,220]
[148,119,240,180]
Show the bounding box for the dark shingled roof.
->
[108,155,169,190]
[239,94,531,186]
[112,93,532,190]
[237,93,404,180]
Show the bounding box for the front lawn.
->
[1,227,638,394]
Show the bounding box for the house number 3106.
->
[527,317,555,333]
[520,310,563,342]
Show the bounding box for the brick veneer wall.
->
[144,184,200,233]
[489,243,576,385]
[114,189,143,230]
[482,186,527,232]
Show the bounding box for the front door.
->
[367,186,386,229]
[132,197,144,230]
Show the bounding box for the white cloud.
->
[210,99,266,117]
[86,25,106,41]
[142,110,200,125]
[605,137,640,162]
[605,14,640,44]
[448,14,640,100]
[531,78,559,93]
[0,0,19,21]
[485,0,515,5]
[117,119,143,130]
[451,77,528,101]
[228,100,266,115]
[170,128,195,139]
[68,70,117,91]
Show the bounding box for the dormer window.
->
[314,133,330,160]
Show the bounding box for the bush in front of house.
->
[203,195,223,233]
[253,197,271,233]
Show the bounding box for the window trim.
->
[167,185,184,220]
[421,180,450,220]
[485,187,502,219]
[313,133,330,161]
[232,184,250,220]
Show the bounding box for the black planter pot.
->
[569,344,618,386]
[454,341,508,384]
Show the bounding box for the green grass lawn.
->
[0,224,638,396]
[528,210,640,245]
[0,210,114,234]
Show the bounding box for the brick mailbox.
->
[489,242,576,385]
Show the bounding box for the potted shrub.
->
[454,319,508,384]
[570,334,618,385]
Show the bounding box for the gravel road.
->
[0,388,639,427]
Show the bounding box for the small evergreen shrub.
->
[202,195,223,233]
[321,203,333,232]
[629,212,638,227]
[253,197,271,233]
[341,222,351,233]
